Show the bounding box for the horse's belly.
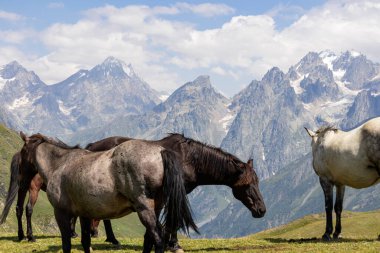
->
[72,192,134,219]
[330,166,379,188]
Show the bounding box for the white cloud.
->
[175,2,235,17]
[0,10,24,21]
[2,0,380,96]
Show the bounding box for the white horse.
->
[305,117,380,241]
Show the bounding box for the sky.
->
[1,0,380,97]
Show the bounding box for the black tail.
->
[161,149,199,236]
[0,152,21,224]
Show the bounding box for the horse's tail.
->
[161,149,199,236]
[0,152,21,224]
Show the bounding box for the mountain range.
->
[0,50,379,238]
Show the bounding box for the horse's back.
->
[112,140,165,195]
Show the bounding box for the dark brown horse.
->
[68,134,267,252]
[18,132,197,253]
[0,137,131,244]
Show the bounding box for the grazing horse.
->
[18,132,197,253]
[80,133,267,252]
[0,138,129,244]
[305,117,380,241]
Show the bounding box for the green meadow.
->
[0,210,379,252]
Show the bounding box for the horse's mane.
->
[316,125,338,136]
[164,133,245,176]
[29,133,80,150]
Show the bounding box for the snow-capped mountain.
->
[0,57,160,137]
[197,50,380,237]
[0,50,379,239]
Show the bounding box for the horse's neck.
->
[185,149,238,187]
[34,143,74,183]
[324,129,360,153]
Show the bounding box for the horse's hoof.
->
[105,238,120,246]
[322,234,332,241]
[18,233,26,242]
[166,245,184,253]
[71,232,78,238]
[91,233,99,238]
[28,237,36,242]
[378,234,380,241]
[333,233,340,240]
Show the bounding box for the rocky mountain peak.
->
[262,67,285,84]
[89,56,135,80]
[0,61,28,79]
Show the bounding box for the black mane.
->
[164,133,245,179]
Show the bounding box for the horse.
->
[18,132,197,253]
[78,133,267,252]
[0,138,132,244]
[305,117,380,241]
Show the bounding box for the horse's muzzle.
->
[252,208,266,218]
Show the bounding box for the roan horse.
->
[77,133,267,252]
[305,117,380,241]
[18,132,197,253]
[0,136,132,244]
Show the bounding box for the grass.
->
[0,210,379,252]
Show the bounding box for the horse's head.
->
[19,132,48,175]
[231,159,266,218]
[305,126,339,150]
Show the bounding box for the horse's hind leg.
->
[137,205,164,253]
[103,219,120,245]
[80,217,92,253]
[26,174,43,242]
[70,217,78,238]
[333,185,345,240]
[54,208,72,253]
[16,186,28,241]
[319,177,334,241]
[165,231,184,253]
[90,219,100,237]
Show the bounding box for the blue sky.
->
[1,0,379,96]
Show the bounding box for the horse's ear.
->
[247,159,253,168]
[304,127,316,138]
[20,131,28,142]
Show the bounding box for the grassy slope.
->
[0,210,379,252]
[0,124,144,237]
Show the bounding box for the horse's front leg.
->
[80,217,92,253]
[103,219,120,245]
[319,177,334,241]
[26,174,43,242]
[54,208,73,253]
[137,204,164,253]
[333,185,345,240]
[16,185,28,241]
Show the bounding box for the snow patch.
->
[320,51,337,71]
[262,150,266,161]
[8,95,30,110]
[219,111,235,133]
[159,94,169,102]
[290,75,305,94]
[333,68,346,81]
[0,76,15,90]
[349,50,361,58]
[303,97,354,123]
[58,100,75,116]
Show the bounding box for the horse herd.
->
[0,117,379,253]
